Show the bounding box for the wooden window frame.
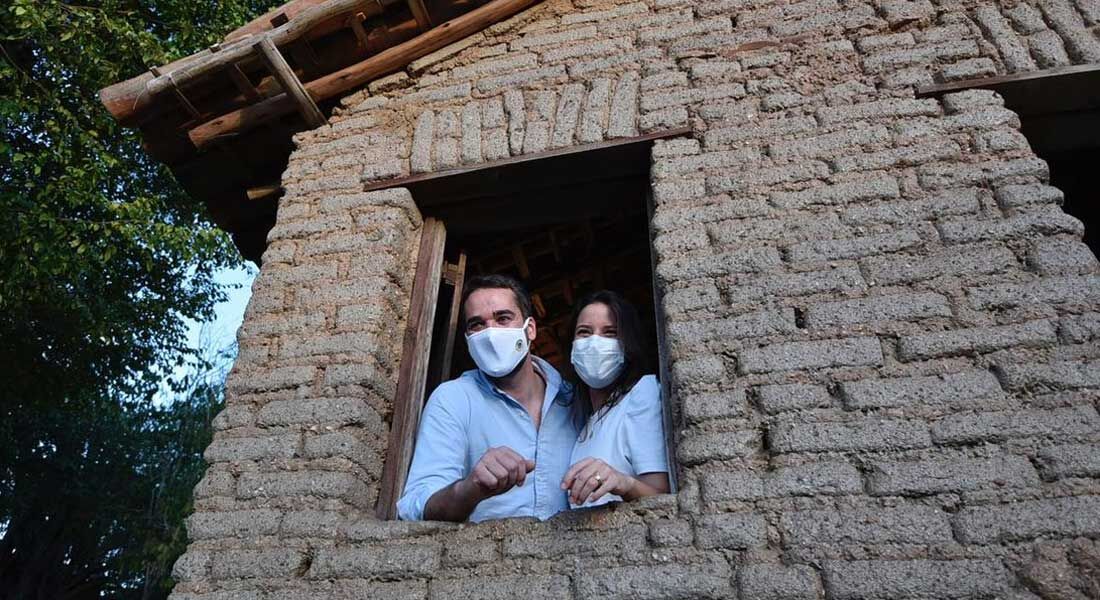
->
[374,128,691,519]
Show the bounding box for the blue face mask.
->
[571,334,625,389]
[465,317,532,378]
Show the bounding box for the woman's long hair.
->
[568,290,650,440]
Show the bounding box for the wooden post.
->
[227,64,261,102]
[407,0,433,30]
[349,12,370,49]
[439,253,467,382]
[376,218,447,520]
[254,37,328,128]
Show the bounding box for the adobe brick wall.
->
[173,1,1100,598]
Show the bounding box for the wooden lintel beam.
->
[187,0,545,148]
[359,126,694,192]
[916,63,1100,98]
[254,37,328,129]
[407,0,433,30]
[916,63,1100,118]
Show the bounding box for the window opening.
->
[374,129,688,518]
[919,64,1100,256]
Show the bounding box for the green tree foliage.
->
[0,1,280,597]
[0,344,232,599]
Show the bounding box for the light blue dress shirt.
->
[569,375,669,509]
[397,356,579,522]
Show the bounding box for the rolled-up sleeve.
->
[396,386,468,520]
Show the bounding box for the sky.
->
[156,264,256,403]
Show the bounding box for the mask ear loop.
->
[522,316,534,344]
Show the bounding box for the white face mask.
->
[466,317,532,378]
[571,334,625,389]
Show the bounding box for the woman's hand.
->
[561,457,635,505]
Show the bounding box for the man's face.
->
[464,287,536,342]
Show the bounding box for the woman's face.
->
[574,302,617,340]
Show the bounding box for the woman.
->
[560,290,670,508]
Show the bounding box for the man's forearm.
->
[423,478,483,522]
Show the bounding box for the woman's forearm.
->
[621,472,670,501]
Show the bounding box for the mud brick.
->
[862,243,1017,285]
[805,292,951,328]
[1035,444,1100,480]
[954,496,1100,543]
[823,559,1009,599]
[695,512,768,549]
[897,320,1057,361]
[770,176,900,210]
[781,505,952,546]
[868,453,1039,495]
[575,559,733,600]
[788,230,923,264]
[840,369,1002,410]
[770,419,931,453]
[309,543,441,578]
[738,564,821,600]
[931,406,1100,444]
[996,360,1100,391]
[738,337,884,374]
[756,383,833,414]
[966,275,1100,309]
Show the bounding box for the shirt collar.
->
[474,355,563,417]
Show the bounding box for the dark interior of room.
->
[398,136,671,397]
[1037,147,1100,257]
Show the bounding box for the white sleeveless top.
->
[569,375,669,508]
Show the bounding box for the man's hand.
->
[462,446,536,500]
[422,446,534,522]
[561,457,635,505]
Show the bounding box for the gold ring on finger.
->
[594,474,603,484]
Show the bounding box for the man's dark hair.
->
[460,274,533,321]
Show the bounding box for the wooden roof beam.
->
[187,0,545,149]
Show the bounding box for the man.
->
[397,274,578,522]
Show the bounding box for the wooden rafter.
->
[255,37,328,128]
